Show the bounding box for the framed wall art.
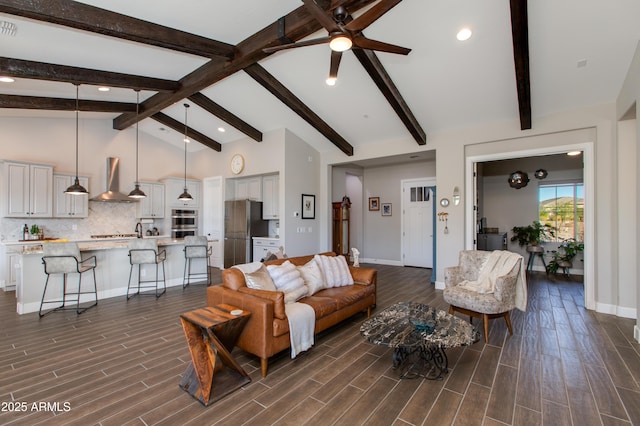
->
[368,197,380,211]
[301,194,315,219]
[381,203,392,216]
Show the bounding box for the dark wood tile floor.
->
[1,265,639,425]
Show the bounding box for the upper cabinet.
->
[2,161,53,218]
[163,178,201,209]
[137,182,165,218]
[261,174,279,219]
[235,176,262,201]
[53,173,89,218]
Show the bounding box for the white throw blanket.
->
[284,302,315,358]
[458,250,527,311]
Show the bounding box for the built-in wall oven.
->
[171,209,198,238]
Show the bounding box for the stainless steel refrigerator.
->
[224,200,268,268]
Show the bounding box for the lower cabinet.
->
[252,238,280,262]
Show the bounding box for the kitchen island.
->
[4,237,213,315]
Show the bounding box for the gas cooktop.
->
[90,234,138,239]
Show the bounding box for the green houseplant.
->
[510,221,555,247]
[546,239,584,274]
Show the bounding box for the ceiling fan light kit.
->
[329,34,352,52]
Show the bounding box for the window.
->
[410,186,431,203]
[539,182,584,242]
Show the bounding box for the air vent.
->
[0,21,17,36]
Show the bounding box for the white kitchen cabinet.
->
[4,253,20,290]
[137,182,165,218]
[2,161,53,218]
[53,173,89,218]
[235,176,262,201]
[163,178,201,209]
[252,237,281,262]
[261,174,279,219]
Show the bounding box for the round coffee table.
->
[360,301,478,380]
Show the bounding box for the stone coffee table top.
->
[360,301,477,349]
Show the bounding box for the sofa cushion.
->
[299,295,338,319]
[314,254,354,288]
[244,264,277,291]
[267,260,308,303]
[315,284,375,310]
[297,258,326,295]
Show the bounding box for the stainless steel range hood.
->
[90,157,136,203]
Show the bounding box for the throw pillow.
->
[267,260,308,303]
[243,264,277,291]
[314,255,354,288]
[297,258,326,295]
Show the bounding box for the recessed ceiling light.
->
[456,27,472,41]
[0,76,15,83]
[325,77,337,86]
[98,86,110,92]
[183,137,190,143]
[217,127,226,133]
[567,151,582,156]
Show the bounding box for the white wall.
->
[360,161,436,263]
[283,129,320,256]
[616,41,640,338]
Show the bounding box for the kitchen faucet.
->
[135,222,143,238]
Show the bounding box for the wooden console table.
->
[179,304,251,405]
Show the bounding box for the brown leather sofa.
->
[206,252,377,377]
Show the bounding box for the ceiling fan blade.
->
[303,0,341,33]
[263,36,331,53]
[329,50,343,79]
[352,35,411,55]
[345,0,402,32]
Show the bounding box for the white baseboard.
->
[635,325,640,344]
[435,281,445,290]
[360,257,403,267]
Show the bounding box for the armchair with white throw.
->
[443,250,526,343]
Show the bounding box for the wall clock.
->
[230,154,245,174]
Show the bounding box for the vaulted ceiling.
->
[1,0,639,156]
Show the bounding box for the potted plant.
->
[30,224,41,240]
[546,239,584,274]
[510,221,555,247]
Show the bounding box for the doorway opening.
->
[466,141,595,310]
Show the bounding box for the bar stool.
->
[183,236,212,288]
[40,242,98,317]
[127,239,166,299]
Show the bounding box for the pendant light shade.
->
[65,84,88,195]
[178,103,193,201]
[128,90,146,199]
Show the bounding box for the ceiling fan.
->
[264,0,411,84]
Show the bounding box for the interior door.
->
[402,178,435,268]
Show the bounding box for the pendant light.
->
[178,103,193,201]
[128,90,146,199]
[65,84,89,195]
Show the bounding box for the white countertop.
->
[4,237,219,255]
[252,236,280,240]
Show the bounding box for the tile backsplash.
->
[0,202,156,242]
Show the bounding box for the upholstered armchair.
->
[443,250,526,343]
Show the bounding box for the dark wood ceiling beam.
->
[0,0,235,59]
[244,64,353,156]
[509,0,532,130]
[187,92,263,142]
[113,0,377,147]
[352,49,426,145]
[0,57,180,92]
[0,94,135,113]
[151,112,222,152]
